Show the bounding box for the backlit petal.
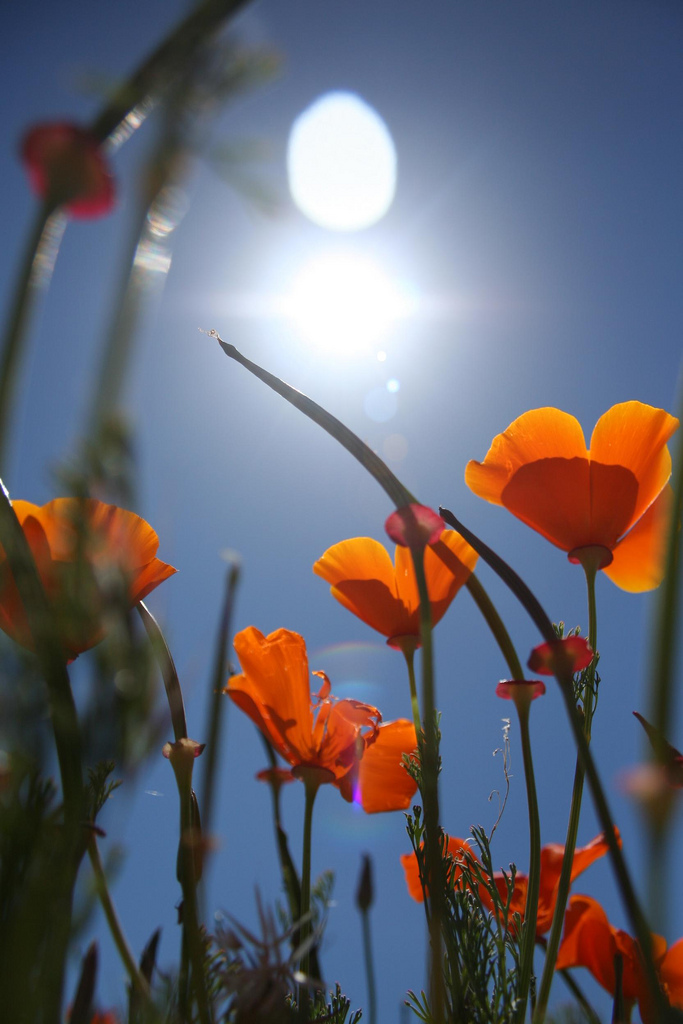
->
[313,538,409,637]
[589,402,679,529]
[229,628,315,765]
[355,719,417,813]
[660,939,683,1011]
[465,408,587,506]
[603,486,673,592]
[401,836,474,903]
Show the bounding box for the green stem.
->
[299,774,321,980]
[0,202,63,472]
[360,910,377,1024]
[400,642,422,736]
[465,573,524,680]
[87,835,153,1005]
[178,783,211,1024]
[411,547,445,1024]
[534,559,600,1023]
[516,702,541,1024]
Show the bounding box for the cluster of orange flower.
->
[1,399,680,1020]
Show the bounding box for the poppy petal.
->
[313,538,409,638]
[589,402,679,530]
[229,628,315,764]
[660,939,683,1011]
[603,486,673,592]
[465,408,588,506]
[354,719,417,813]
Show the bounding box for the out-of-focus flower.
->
[313,531,478,650]
[496,830,617,936]
[21,123,115,217]
[557,894,683,1023]
[401,830,615,939]
[256,766,295,789]
[339,718,418,813]
[226,627,379,785]
[385,503,445,549]
[465,402,678,591]
[495,679,546,706]
[0,498,175,659]
[401,835,475,902]
[528,636,593,676]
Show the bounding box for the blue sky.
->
[2,1,683,1020]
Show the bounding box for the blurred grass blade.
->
[91,0,254,147]
[200,558,240,844]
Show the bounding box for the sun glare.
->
[285,252,415,357]
[287,91,397,232]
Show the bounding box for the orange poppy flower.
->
[401,830,613,938]
[465,402,679,591]
[0,498,175,659]
[312,531,478,649]
[226,627,379,781]
[557,894,683,1023]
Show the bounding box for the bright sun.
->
[284,251,415,357]
[287,91,397,232]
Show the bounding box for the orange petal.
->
[660,938,683,1012]
[501,457,592,552]
[424,531,478,625]
[313,538,411,638]
[465,408,588,506]
[229,628,315,765]
[315,698,380,780]
[535,830,616,933]
[401,836,474,903]
[354,719,417,813]
[603,485,673,592]
[556,894,619,993]
[589,402,679,530]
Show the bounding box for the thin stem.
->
[534,559,600,1023]
[299,775,321,979]
[465,573,524,680]
[411,547,445,1024]
[515,702,541,1024]
[87,835,153,1005]
[360,909,377,1024]
[178,783,211,1024]
[400,643,422,736]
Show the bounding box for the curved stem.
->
[515,702,541,1024]
[466,573,524,680]
[534,560,599,1022]
[137,601,188,741]
[88,835,153,1005]
[0,202,63,472]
